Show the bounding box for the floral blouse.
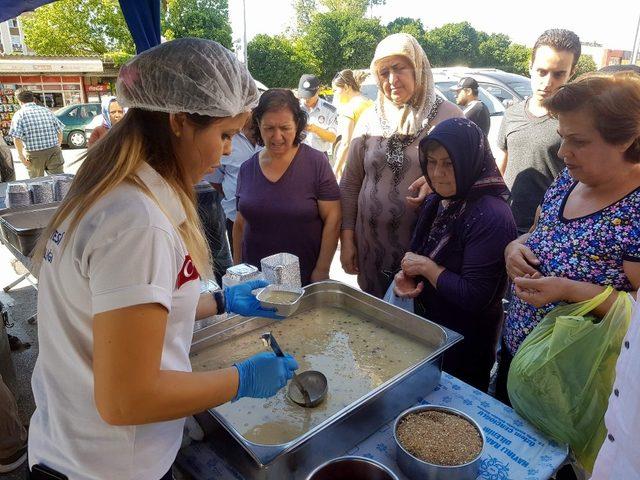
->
[503,169,640,355]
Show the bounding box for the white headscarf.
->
[116,38,259,117]
[371,33,436,136]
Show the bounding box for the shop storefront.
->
[0,55,117,140]
[0,56,113,108]
[1,74,84,107]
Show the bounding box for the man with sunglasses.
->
[298,74,338,157]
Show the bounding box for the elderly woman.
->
[340,33,463,298]
[87,96,124,146]
[233,89,341,286]
[332,69,373,179]
[496,72,640,402]
[394,118,516,391]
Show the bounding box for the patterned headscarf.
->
[371,33,437,137]
[410,118,510,262]
[100,96,117,129]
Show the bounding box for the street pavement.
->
[9,146,86,180]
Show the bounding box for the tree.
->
[292,0,317,36]
[424,22,480,67]
[304,11,386,83]
[503,43,531,76]
[21,0,134,56]
[293,0,386,36]
[163,0,232,49]
[247,34,317,88]
[320,0,385,15]
[477,33,512,69]
[386,17,425,40]
[572,54,597,79]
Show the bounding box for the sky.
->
[228,0,640,52]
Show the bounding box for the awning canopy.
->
[0,56,104,73]
[0,0,161,54]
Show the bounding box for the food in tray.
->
[260,290,301,304]
[190,306,432,445]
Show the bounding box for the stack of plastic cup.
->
[30,181,55,204]
[52,175,73,201]
[5,182,32,208]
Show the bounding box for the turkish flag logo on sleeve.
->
[176,254,200,288]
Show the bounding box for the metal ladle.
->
[261,332,328,408]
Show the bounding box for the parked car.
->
[54,102,101,149]
[433,73,505,157]
[357,70,506,157]
[83,112,104,144]
[432,68,532,107]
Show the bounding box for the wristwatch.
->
[212,289,226,315]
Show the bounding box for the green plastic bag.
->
[507,287,632,473]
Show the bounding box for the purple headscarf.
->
[410,118,509,262]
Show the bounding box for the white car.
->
[358,70,506,158]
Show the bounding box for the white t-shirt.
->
[591,296,640,479]
[28,163,201,480]
[301,97,338,154]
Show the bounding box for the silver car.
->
[432,67,532,107]
[358,71,506,158]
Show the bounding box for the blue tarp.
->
[0,0,160,53]
[118,0,161,53]
[0,0,57,23]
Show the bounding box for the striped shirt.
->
[10,103,64,152]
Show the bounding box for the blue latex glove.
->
[233,351,299,400]
[224,279,283,319]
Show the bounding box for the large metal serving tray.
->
[0,203,60,256]
[190,280,462,479]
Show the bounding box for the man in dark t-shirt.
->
[497,29,581,233]
[452,77,491,136]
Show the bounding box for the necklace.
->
[378,97,443,179]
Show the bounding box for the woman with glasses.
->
[340,33,463,298]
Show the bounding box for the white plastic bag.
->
[383,280,414,312]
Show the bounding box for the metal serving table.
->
[0,202,59,257]
[189,280,462,480]
[178,372,569,480]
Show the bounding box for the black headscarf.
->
[410,118,510,262]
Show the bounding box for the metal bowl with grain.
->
[393,405,485,480]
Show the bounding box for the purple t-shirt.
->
[237,143,340,285]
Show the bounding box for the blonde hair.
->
[33,108,213,278]
[332,69,369,92]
